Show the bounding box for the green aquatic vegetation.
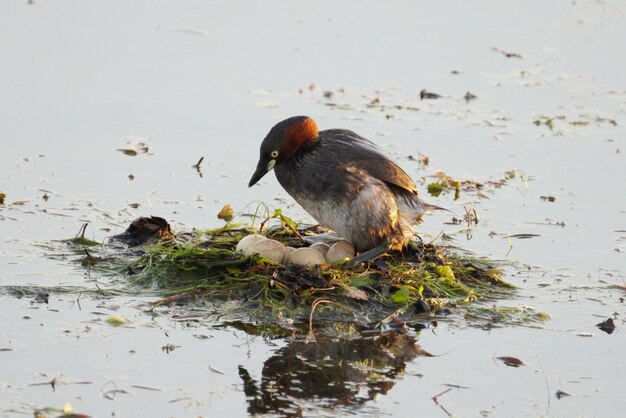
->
[533,114,617,133]
[0,284,130,298]
[534,116,555,130]
[426,174,480,200]
[34,403,88,418]
[106,315,129,326]
[427,180,447,197]
[64,215,529,329]
[61,223,101,248]
[462,305,551,326]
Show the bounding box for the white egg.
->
[309,243,330,257]
[248,238,285,263]
[235,234,267,255]
[282,246,296,264]
[287,247,327,266]
[325,240,356,263]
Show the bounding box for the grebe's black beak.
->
[248,158,275,187]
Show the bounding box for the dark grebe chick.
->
[249,116,440,259]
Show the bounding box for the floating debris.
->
[33,292,49,304]
[595,317,616,334]
[463,91,478,102]
[206,365,227,375]
[504,233,541,239]
[130,384,163,392]
[161,343,180,353]
[420,89,442,100]
[116,140,150,156]
[192,156,204,177]
[425,171,494,200]
[534,114,617,133]
[496,356,525,367]
[491,47,523,59]
[534,117,556,131]
[106,316,128,326]
[427,181,446,197]
[117,148,139,156]
[591,116,618,126]
[63,223,100,247]
[555,390,571,399]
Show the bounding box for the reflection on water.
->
[238,328,430,416]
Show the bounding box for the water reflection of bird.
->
[249,116,442,260]
[238,330,429,416]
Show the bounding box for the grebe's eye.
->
[270,150,279,158]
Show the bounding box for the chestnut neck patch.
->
[282,118,319,157]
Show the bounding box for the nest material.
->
[87,217,516,326]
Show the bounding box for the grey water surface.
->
[1,1,625,417]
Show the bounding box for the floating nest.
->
[65,209,546,330]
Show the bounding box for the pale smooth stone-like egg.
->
[325,240,356,263]
[282,246,296,264]
[235,234,267,255]
[309,243,330,257]
[287,247,326,266]
[249,238,285,263]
